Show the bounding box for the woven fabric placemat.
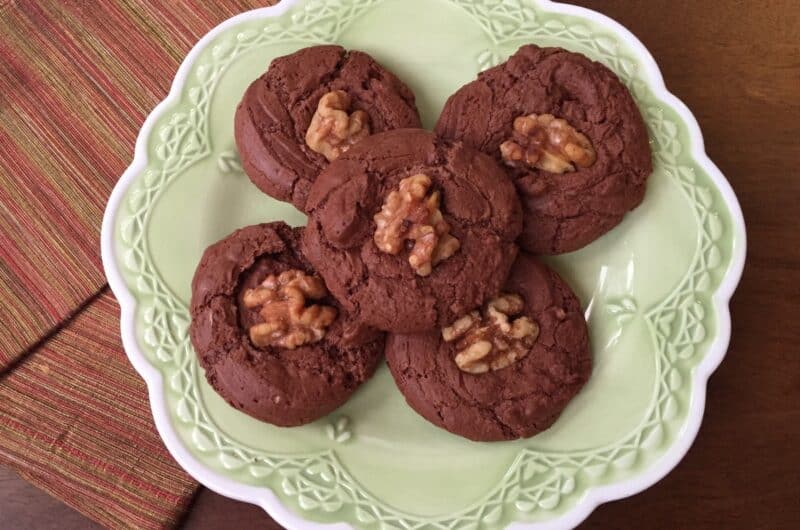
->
[0,0,273,368]
[0,1,275,527]
[0,292,197,529]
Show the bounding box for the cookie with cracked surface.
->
[435,44,652,254]
[302,128,523,333]
[385,253,591,441]
[235,45,422,211]
[189,222,384,427]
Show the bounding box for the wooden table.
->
[2,0,799,528]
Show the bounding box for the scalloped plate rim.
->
[100,0,747,528]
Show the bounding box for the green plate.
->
[101,0,746,528]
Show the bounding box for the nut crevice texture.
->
[500,113,596,174]
[243,269,337,349]
[305,90,371,161]
[373,173,460,276]
[443,293,540,374]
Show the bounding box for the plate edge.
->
[99,0,748,529]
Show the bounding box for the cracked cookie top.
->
[235,45,422,212]
[302,129,523,333]
[435,44,652,254]
[189,222,384,427]
[385,253,591,441]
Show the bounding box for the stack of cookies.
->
[190,44,652,441]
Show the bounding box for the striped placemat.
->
[0,1,276,527]
[0,292,198,528]
[0,0,274,368]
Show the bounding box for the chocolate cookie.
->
[435,44,652,254]
[302,129,523,334]
[235,45,422,211]
[189,222,384,427]
[385,253,591,441]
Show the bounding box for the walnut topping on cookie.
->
[500,113,596,174]
[243,269,337,349]
[443,293,539,374]
[373,173,461,276]
[305,90,371,161]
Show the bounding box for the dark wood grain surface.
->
[2,0,798,528]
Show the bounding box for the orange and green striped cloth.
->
[0,1,275,528]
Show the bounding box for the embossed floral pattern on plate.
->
[102,0,746,528]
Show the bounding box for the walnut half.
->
[442,293,540,374]
[500,113,596,174]
[243,269,337,349]
[305,90,371,161]
[373,174,461,276]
